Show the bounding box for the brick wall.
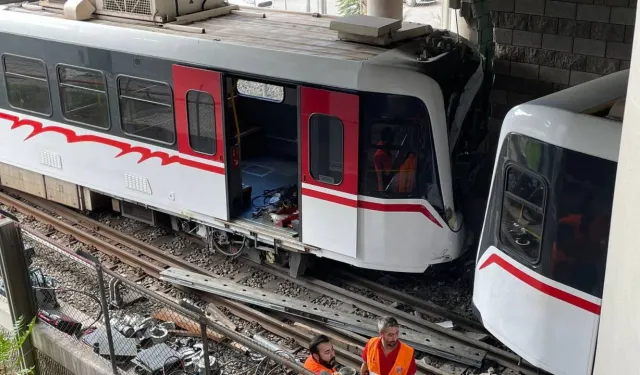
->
[483,0,636,120]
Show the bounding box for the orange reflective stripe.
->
[303,355,336,375]
[393,342,414,375]
[365,338,414,375]
[366,337,382,374]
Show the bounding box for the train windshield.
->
[490,133,617,297]
[359,92,444,215]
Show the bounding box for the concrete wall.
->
[592,9,640,372]
[460,0,638,125]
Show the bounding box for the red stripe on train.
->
[301,188,443,228]
[0,112,224,174]
[479,253,602,315]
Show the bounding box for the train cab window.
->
[309,114,344,185]
[500,166,546,262]
[58,66,109,129]
[2,55,51,115]
[186,91,216,155]
[548,150,616,297]
[359,93,443,210]
[118,76,175,144]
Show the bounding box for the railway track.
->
[0,189,540,375]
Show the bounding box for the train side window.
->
[500,166,546,262]
[118,76,175,144]
[309,114,344,185]
[186,91,216,155]
[2,54,52,115]
[58,65,109,129]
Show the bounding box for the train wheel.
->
[209,230,245,258]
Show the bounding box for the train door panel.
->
[299,87,359,257]
[172,65,227,220]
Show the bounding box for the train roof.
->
[0,3,463,91]
[500,71,629,163]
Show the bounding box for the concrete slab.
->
[329,15,402,37]
[31,323,114,375]
[338,22,432,46]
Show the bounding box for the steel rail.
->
[0,191,439,374]
[0,190,533,375]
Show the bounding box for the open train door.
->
[299,87,359,257]
[172,65,227,220]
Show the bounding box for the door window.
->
[309,114,344,185]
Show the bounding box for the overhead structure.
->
[366,0,403,20]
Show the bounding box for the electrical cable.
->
[32,285,103,333]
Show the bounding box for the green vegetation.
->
[336,0,365,15]
[0,316,36,375]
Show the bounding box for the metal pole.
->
[96,264,119,375]
[305,0,310,12]
[0,219,39,374]
[199,317,211,374]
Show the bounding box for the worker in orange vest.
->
[361,316,417,375]
[304,334,338,375]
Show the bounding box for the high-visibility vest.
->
[303,355,336,375]
[366,337,414,375]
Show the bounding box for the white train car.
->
[0,2,484,275]
[472,70,627,375]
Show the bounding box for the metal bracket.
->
[160,267,486,367]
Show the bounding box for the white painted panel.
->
[0,109,228,222]
[474,247,601,375]
[301,194,357,258]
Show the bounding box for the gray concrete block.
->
[626,25,634,43]
[546,0,577,18]
[329,15,402,37]
[515,0,545,14]
[495,43,527,61]
[511,61,541,78]
[606,41,633,59]
[610,7,636,25]
[528,15,559,33]
[577,4,611,22]
[554,52,588,69]
[539,66,571,84]
[494,27,514,43]
[499,12,529,29]
[586,56,621,73]
[542,33,574,51]
[604,0,629,5]
[591,22,626,41]
[513,29,543,47]
[573,37,607,56]
[524,47,557,64]
[570,70,602,85]
[558,19,592,37]
[489,0,515,11]
[494,59,512,74]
